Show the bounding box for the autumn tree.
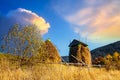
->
[0,24,48,65]
[113,52,119,61]
[93,56,105,65]
[104,52,120,70]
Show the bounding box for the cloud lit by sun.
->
[32,18,50,35]
[1,8,50,35]
[53,0,120,44]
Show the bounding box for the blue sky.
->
[0,0,120,56]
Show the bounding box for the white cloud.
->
[2,8,50,35]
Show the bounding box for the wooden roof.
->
[69,39,88,47]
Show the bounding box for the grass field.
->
[0,62,120,80]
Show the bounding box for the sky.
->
[0,0,120,56]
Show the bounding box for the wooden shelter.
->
[69,39,91,65]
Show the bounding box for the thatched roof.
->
[69,39,88,47]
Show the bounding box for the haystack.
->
[69,39,91,66]
[45,39,61,63]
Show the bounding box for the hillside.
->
[91,41,120,60]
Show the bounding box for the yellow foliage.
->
[113,52,119,61]
[106,54,112,61]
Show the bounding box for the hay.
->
[81,45,92,65]
[45,40,61,63]
[69,40,92,66]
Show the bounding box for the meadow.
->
[0,61,120,80]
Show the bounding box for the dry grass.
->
[0,62,120,80]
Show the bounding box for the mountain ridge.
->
[91,41,120,60]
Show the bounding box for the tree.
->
[104,54,112,65]
[105,54,112,61]
[93,56,105,65]
[0,24,47,65]
[113,52,119,61]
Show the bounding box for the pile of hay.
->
[45,40,61,63]
[69,39,91,66]
[81,45,91,65]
